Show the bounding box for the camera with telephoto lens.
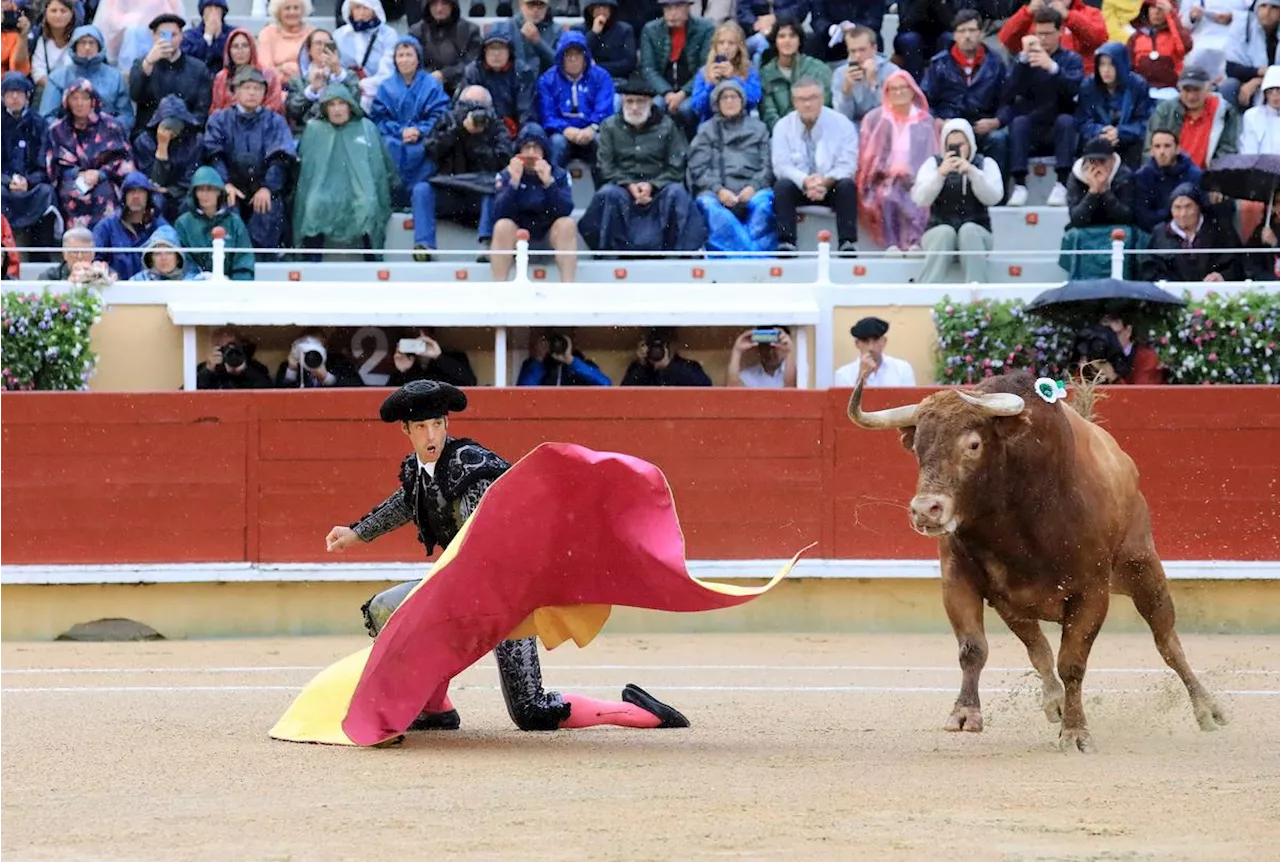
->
[464,104,496,131]
[2,8,22,29]
[548,332,569,357]
[645,337,667,364]
[221,342,247,371]
[1070,324,1132,380]
[294,336,327,370]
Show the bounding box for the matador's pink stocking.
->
[559,694,663,728]
[558,685,690,729]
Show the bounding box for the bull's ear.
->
[993,411,1032,440]
[899,427,917,451]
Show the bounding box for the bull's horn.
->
[847,376,920,430]
[957,391,1026,416]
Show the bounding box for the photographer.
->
[129,14,213,137]
[413,84,511,260]
[621,327,712,387]
[832,24,897,128]
[726,327,796,388]
[1,0,31,76]
[998,8,1083,208]
[1070,313,1164,385]
[518,329,611,386]
[911,118,1003,284]
[386,327,478,387]
[285,30,361,133]
[276,332,364,388]
[197,327,273,390]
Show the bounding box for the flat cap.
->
[149,13,188,30]
[231,65,268,88]
[850,316,890,340]
[379,380,468,423]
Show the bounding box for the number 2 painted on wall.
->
[351,326,390,387]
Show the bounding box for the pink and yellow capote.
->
[270,443,808,746]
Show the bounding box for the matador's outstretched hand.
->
[326,526,361,553]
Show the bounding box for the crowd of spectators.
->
[1,0,1277,285]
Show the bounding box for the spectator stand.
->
[166,229,823,390]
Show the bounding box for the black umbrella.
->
[1025,278,1186,323]
[1201,154,1280,220]
[427,172,500,198]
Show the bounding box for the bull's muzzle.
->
[909,493,956,536]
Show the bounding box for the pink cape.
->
[270,442,806,746]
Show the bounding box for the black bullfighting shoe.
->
[407,709,462,731]
[622,683,691,728]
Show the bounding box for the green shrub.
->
[2,285,105,391]
[933,289,1280,385]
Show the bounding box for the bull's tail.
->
[1068,364,1108,423]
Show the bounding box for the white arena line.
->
[3,684,1278,696]
[3,664,1279,676]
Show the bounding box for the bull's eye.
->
[966,438,981,453]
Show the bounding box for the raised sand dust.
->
[3,633,1278,862]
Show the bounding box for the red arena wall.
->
[2,387,1278,566]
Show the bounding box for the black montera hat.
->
[379,380,468,423]
[850,317,890,340]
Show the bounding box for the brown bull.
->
[848,369,1228,752]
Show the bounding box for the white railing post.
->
[1110,228,1126,280]
[183,325,198,390]
[795,325,811,389]
[815,229,832,285]
[494,325,508,387]
[211,226,227,281]
[514,229,530,284]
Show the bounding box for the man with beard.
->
[579,73,706,253]
[91,171,168,280]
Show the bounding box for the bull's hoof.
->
[944,705,983,733]
[1195,699,1230,731]
[1042,687,1065,724]
[1058,727,1095,754]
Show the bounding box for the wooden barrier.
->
[3,387,1279,567]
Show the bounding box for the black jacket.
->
[386,349,478,387]
[575,0,636,84]
[1140,214,1242,282]
[128,55,213,135]
[197,359,274,389]
[1066,159,1136,229]
[424,106,514,177]
[409,0,482,94]
[621,355,712,386]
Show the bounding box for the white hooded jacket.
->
[334,0,399,104]
[1241,66,1280,155]
[911,118,1004,210]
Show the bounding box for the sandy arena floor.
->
[3,633,1279,862]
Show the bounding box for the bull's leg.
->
[995,609,1065,724]
[942,573,988,733]
[1057,591,1109,753]
[1122,555,1229,731]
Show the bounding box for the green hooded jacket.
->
[173,165,256,281]
[293,84,398,249]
